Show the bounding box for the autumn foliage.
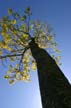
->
[0,7,61,84]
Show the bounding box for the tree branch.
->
[0,53,22,59]
[16,29,32,39]
[19,46,29,70]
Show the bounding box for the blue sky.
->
[0,0,71,108]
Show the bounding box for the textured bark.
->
[29,39,71,108]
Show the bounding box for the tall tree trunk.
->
[29,38,71,108]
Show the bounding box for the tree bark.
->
[29,39,71,108]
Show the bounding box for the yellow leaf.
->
[0,43,3,48]
[2,24,8,28]
[3,45,8,49]
[22,34,28,39]
[9,80,15,84]
[10,57,15,61]
[4,75,10,79]
[22,73,30,81]
[13,30,17,35]
[2,41,6,45]
[11,20,17,24]
[23,56,30,63]
[1,32,6,36]
[2,42,8,49]
[8,47,12,51]
[0,50,2,55]
[32,62,37,70]
[1,30,7,35]
[4,34,12,42]
[47,35,54,41]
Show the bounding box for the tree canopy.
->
[0,7,61,84]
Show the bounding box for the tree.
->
[0,7,71,108]
[29,39,71,108]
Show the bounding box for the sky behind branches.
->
[0,0,71,108]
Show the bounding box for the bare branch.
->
[0,53,22,59]
[10,48,24,53]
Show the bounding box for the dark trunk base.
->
[29,39,71,108]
